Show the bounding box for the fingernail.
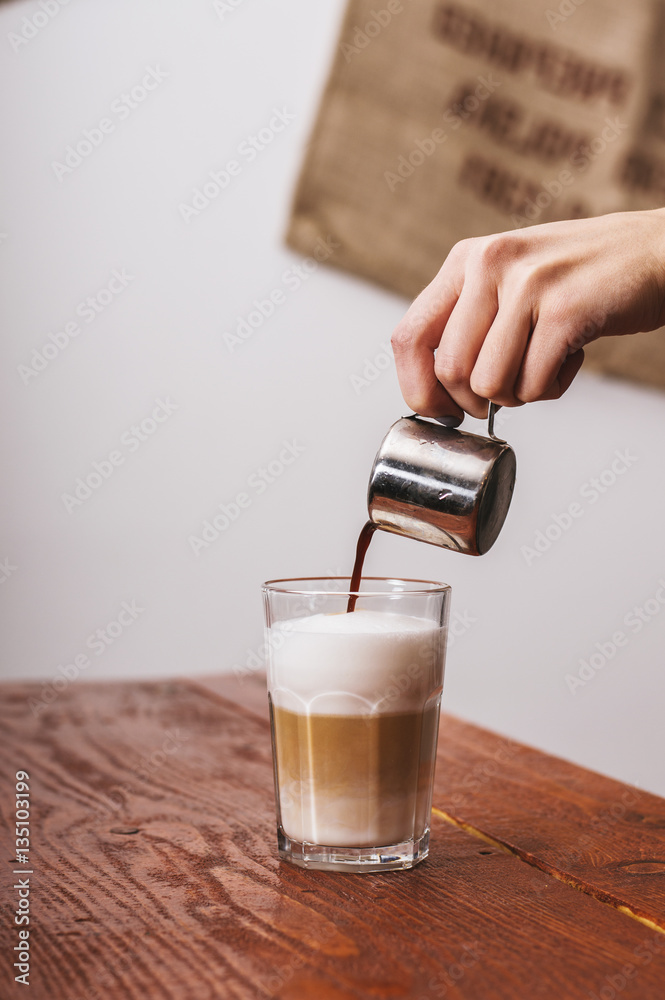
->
[434,415,463,428]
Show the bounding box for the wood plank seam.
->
[3,679,665,1000]
[432,807,665,937]
[188,680,665,938]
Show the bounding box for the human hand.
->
[391,209,665,420]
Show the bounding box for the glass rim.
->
[262,576,451,597]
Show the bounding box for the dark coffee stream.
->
[347,521,377,613]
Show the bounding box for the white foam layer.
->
[268,609,445,715]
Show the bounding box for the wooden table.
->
[1,675,664,999]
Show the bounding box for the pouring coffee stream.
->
[346,521,377,613]
[346,403,517,612]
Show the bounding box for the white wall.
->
[1,0,664,796]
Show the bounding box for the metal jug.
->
[367,404,516,556]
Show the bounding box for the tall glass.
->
[262,577,450,872]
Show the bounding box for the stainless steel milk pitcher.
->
[367,404,517,556]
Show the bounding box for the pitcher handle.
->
[488,402,504,442]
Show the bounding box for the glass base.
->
[277,826,430,872]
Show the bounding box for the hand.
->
[391,209,665,420]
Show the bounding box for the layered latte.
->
[268,609,445,848]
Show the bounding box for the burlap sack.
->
[286,0,665,389]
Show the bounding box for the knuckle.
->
[515,384,538,403]
[447,237,475,263]
[469,362,502,399]
[493,392,521,407]
[471,233,519,273]
[468,380,494,401]
[510,263,546,300]
[517,378,555,403]
[470,373,508,403]
[467,401,491,420]
[404,391,438,416]
[433,352,470,388]
[390,321,416,354]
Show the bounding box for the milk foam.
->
[269,609,444,715]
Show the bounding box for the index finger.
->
[390,244,468,417]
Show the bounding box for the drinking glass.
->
[262,577,450,872]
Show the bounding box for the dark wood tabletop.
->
[1,673,664,999]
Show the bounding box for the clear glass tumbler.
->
[262,577,450,872]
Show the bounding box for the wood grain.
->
[433,714,665,931]
[197,673,665,932]
[0,678,664,1000]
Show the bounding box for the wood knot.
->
[109,826,140,835]
[618,860,665,874]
